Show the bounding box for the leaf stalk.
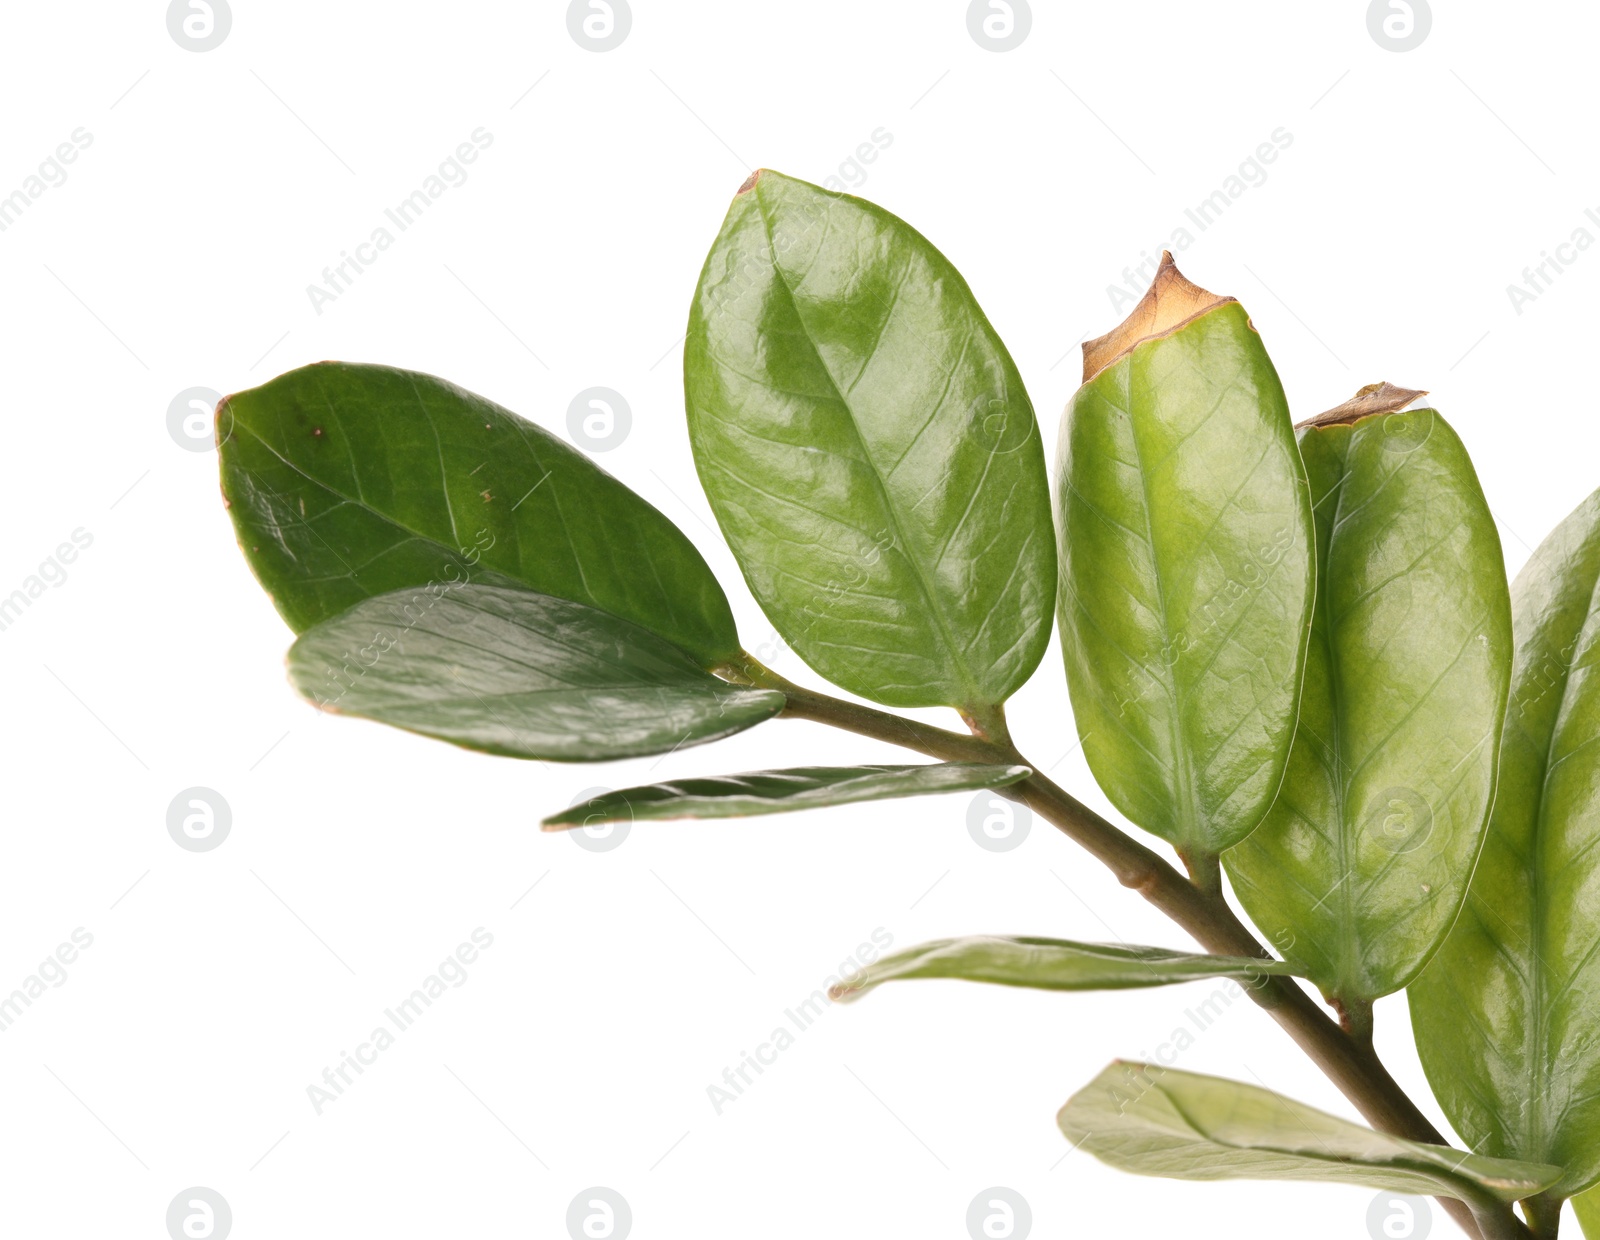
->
[735,653,1530,1240]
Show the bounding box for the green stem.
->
[733,654,1527,1240]
[1181,849,1223,897]
[1470,1198,1545,1240]
[959,702,1014,747]
[1523,1193,1563,1238]
[1336,996,1376,1049]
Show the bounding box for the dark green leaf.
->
[541,762,1028,827]
[1055,255,1314,859]
[1410,485,1600,1198]
[1058,1061,1560,1202]
[286,583,783,761]
[829,937,1297,1003]
[1226,393,1512,1004]
[684,170,1055,710]
[220,361,740,665]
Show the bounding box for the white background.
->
[0,1,1594,1237]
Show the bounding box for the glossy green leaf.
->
[1410,486,1600,1198]
[1055,256,1314,860]
[1058,1062,1560,1203]
[541,762,1028,828]
[286,583,784,761]
[1226,394,1512,1005]
[220,361,739,665]
[683,169,1055,710]
[1574,1185,1600,1237]
[828,937,1298,1003]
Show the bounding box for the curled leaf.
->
[829,937,1297,1003]
[1058,1061,1560,1203]
[542,762,1028,828]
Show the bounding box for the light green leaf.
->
[220,362,740,665]
[541,762,1028,828]
[286,583,783,762]
[828,937,1298,1003]
[1055,255,1314,860]
[1058,1061,1560,1203]
[1410,485,1600,1198]
[1226,390,1512,1005]
[684,169,1056,710]
[1574,1184,1600,1237]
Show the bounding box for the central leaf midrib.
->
[1120,360,1200,852]
[750,189,985,707]
[1321,447,1360,1001]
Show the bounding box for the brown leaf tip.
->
[736,170,762,195]
[1080,252,1235,384]
[1297,381,1430,430]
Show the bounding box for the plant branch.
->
[1523,1193,1563,1238]
[734,656,1524,1240]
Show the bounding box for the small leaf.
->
[828,937,1298,1003]
[1058,1062,1560,1203]
[1410,485,1600,1198]
[286,583,784,761]
[1226,394,1512,1004]
[684,170,1056,710]
[541,762,1028,828]
[1055,254,1315,860]
[220,362,740,665]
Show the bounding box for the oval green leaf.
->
[1226,395,1512,1005]
[541,762,1029,828]
[287,583,784,762]
[1056,256,1314,860]
[220,361,740,665]
[1059,1061,1560,1204]
[1409,485,1600,1198]
[683,169,1056,710]
[828,937,1298,1003]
